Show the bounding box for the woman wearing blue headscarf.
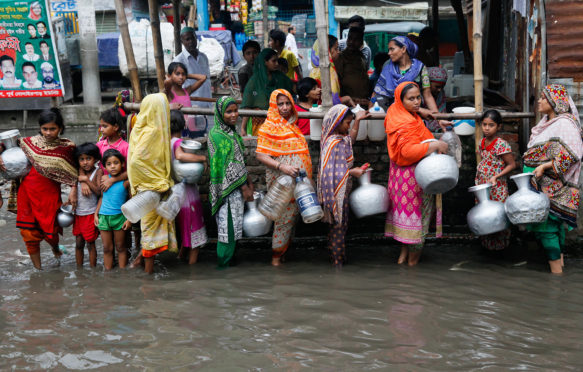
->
[371,36,439,118]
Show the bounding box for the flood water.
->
[3,126,583,370]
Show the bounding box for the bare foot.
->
[51,245,63,259]
[408,251,422,266]
[271,257,282,266]
[129,253,143,269]
[397,246,408,264]
[188,248,200,265]
[549,259,563,274]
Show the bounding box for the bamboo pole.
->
[188,5,195,27]
[262,0,269,48]
[115,0,142,101]
[314,0,332,108]
[148,0,166,91]
[473,0,483,163]
[172,0,182,55]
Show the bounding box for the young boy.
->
[268,29,302,81]
[238,40,260,94]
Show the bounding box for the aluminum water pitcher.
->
[243,192,273,237]
[467,183,510,235]
[414,140,459,194]
[505,173,550,224]
[349,169,389,218]
[0,129,30,179]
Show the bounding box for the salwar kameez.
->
[215,190,244,268]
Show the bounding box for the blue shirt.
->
[99,178,127,216]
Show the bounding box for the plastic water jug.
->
[309,104,323,141]
[350,104,367,141]
[440,127,462,168]
[294,170,323,223]
[452,106,476,136]
[121,190,161,223]
[367,102,386,141]
[258,175,295,221]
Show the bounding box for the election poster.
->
[0,0,64,98]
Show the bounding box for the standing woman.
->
[128,93,178,274]
[384,82,448,266]
[255,89,312,266]
[0,108,78,269]
[240,48,294,136]
[523,84,583,274]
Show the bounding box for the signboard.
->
[0,0,64,98]
[335,5,428,22]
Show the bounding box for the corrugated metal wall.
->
[546,0,583,80]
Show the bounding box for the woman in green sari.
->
[208,96,255,268]
[240,48,294,136]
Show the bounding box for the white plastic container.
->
[121,190,161,223]
[452,106,476,136]
[294,170,324,223]
[351,104,368,141]
[309,105,323,141]
[367,102,386,141]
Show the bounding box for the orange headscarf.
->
[385,82,434,166]
[256,89,309,157]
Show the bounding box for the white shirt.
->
[23,80,42,89]
[285,33,298,58]
[23,54,40,62]
[0,78,22,88]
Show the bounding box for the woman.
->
[240,48,294,136]
[295,77,321,135]
[384,82,448,266]
[372,36,438,117]
[309,35,355,107]
[425,67,449,131]
[523,84,583,274]
[208,96,255,268]
[255,89,312,266]
[0,108,77,270]
[128,93,178,274]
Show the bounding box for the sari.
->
[384,82,442,247]
[318,104,353,266]
[128,93,177,257]
[208,96,248,267]
[256,89,312,258]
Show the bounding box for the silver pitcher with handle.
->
[414,139,458,194]
[349,168,389,218]
[0,129,31,179]
[505,173,550,224]
[467,183,510,235]
[243,192,273,237]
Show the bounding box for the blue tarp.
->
[97,32,120,68]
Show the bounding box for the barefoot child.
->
[97,107,129,189]
[165,61,207,138]
[73,143,102,267]
[94,149,131,269]
[318,104,369,267]
[475,109,516,250]
[170,110,208,264]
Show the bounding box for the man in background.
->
[285,26,302,61]
[338,15,371,69]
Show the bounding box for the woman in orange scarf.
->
[256,89,312,266]
[384,82,448,266]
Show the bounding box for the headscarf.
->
[208,96,248,215]
[256,89,309,157]
[20,135,77,186]
[240,48,294,110]
[428,67,448,113]
[318,104,353,224]
[373,36,424,100]
[385,82,434,166]
[128,93,173,195]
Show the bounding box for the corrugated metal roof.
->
[546,1,583,80]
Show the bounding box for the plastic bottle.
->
[294,170,324,223]
[367,102,386,141]
[258,175,295,221]
[440,127,462,168]
[350,104,368,141]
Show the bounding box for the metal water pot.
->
[467,184,510,235]
[57,205,75,227]
[414,140,459,194]
[180,140,202,154]
[243,192,273,237]
[505,173,550,224]
[349,169,389,218]
[0,129,30,179]
[172,159,204,184]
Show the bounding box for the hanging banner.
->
[0,0,64,98]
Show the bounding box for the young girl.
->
[164,62,207,138]
[0,108,77,270]
[97,107,128,190]
[170,110,208,264]
[475,109,516,251]
[318,104,368,267]
[73,142,102,268]
[208,96,254,268]
[94,149,131,270]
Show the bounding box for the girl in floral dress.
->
[475,109,516,250]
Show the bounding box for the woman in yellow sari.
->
[128,93,178,274]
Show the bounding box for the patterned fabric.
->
[256,89,310,157]
[385,82,434,167]
[318,104,353,225]
[20,135,77,186]
[384,161,442,245]
[309,58,342,105]
[208,96,248,215]
[216,189,243,244]
[481,229,511,251]
[428,67,448,84]
[327,192,350,267]
[475,137,512,202]
[543,83,571,115]
[177,184,208,248]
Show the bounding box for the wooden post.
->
[115,0,142,101]
[148,0,166,91]
[172,0,181,55]
[314,0,332,108]
[473,0,483,163]
[262,0,269,48]
[188,5,195,27]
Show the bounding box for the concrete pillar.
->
[77,0,102,106]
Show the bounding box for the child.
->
[73,142,102,268]
[97,107,128,188]
[238,40,260,93]
[94,149,131,270]
[277,57,289,75]
[208,96,254,268]
[317,104,369,267]
[170,110,208,264]
[164,61,207,138]
[475,109,516,251]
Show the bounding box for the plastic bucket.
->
[452,106,476,136]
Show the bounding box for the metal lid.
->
[0,129,20,140]
[180,140,202,151]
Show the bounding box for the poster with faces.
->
[0,0,64,97]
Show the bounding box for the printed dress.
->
[475,137,512,250]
